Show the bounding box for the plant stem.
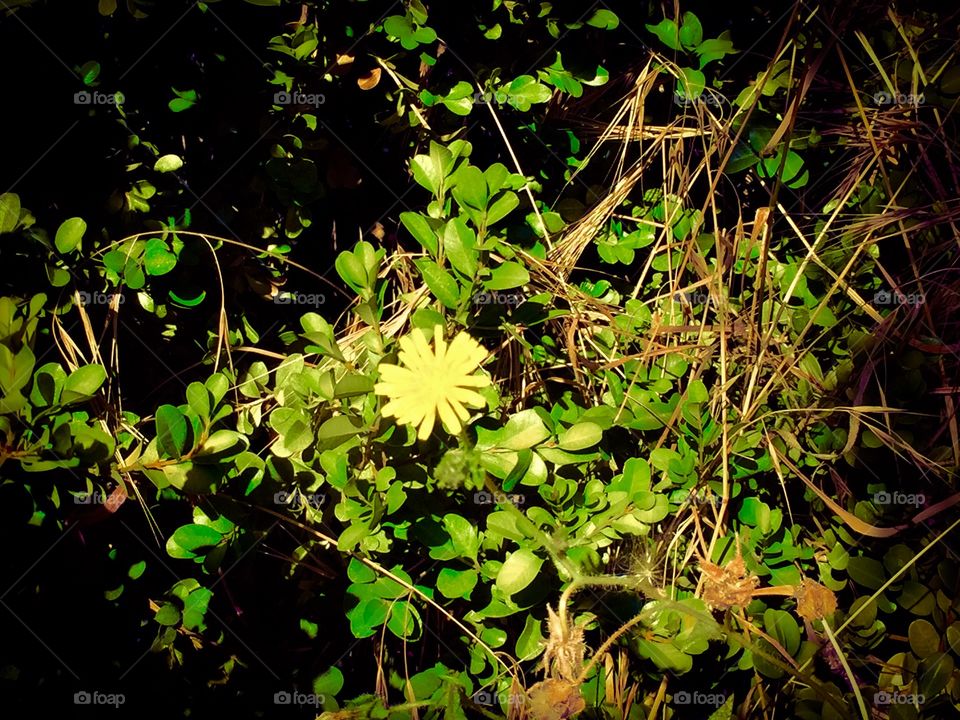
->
[822,619,868,720]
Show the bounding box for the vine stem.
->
[822,620,868,720]
[575,612,647,684]
[557,575,646,637]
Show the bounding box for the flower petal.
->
[446,332,487,373]
[417,404,436,440]
[376,364,415,383]
[450,373,490,388]
[432,325,447,365]
[446,386,487,408]
[447,397,471,422]
[397,332,429,371]
[436,397,463,435]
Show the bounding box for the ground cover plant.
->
[1,1,959,718]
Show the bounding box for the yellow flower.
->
[374,325,490,440]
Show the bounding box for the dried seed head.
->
[542,605,587,683]
[794,577,838,622]
[699,543,760,609]
[525,679,586,720]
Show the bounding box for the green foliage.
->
[2,3,959,719]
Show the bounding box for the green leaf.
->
[486,262,529,291]
[738,497,771,530]
[156,404,190,459]
[646,19,681,50]
[168,289,206,307]
[678,12,703,49]
[154,154,184,173]
[486,191,519,226]
[442,217,478,277]
[206,373,229,405]
[908,619,939,658]
[387,601,421,638]
[763,609,801,655]
[477,409,550,451]
[678,67,706,98]
[920,652,953,697]
[194,429,248,462]
[636,637,693,672]
[442,81,475,116]
[411,154,443,195]
[171,523,223,554]
[62,364,106,403]
[452,165,488,209]
[0,344,33,396]
[79,60,101,85]
[516,615,544,660]
[557,422,603,451]
[443,513,480,561]
[847,556,886,590]
[415,259,460,309]
[687,379,709,404]
[128,560,146,579]
[436,568,478,599]
[383,15,412,40]
[271,406,311,444]
[486,511,525,543]
[182,588,212,631]
[586,9,619,30]
[168,88,197,112]
[316,415,360,446]
[506,75,552,111]
[697,34,737,69]
[144,239,178,276]
[400,212,440,256]
[29,363,65,407]
[499,410,551,450]
[0,193,21,233]
[55,217,86,254]
[496,549,542,595]
[155,603,181,625]
[335,250,367,292]
[185,382,211,420]
[758,150,808,189]
[313,666,344,696]
[334,374,375,399]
